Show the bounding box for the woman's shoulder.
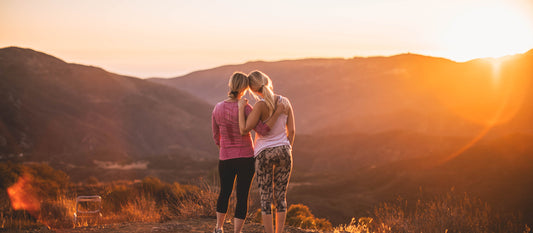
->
[214,101,225,108]
[278,95,291,105]
[253,99,267,106]
[214,100,231,110]
[217,99,238,105]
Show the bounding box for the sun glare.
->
[490,58,503,85]
[441,4,533,61]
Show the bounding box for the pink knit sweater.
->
[212,100,270,160]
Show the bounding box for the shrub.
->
[286,204,333,231]
[173,180,217,218]
[103,184,134,213]
[120,194,168,222]
[39,197,75,229]
[0,162,74,229]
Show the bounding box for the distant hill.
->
[150,51,533,137]
[0,47,217,170]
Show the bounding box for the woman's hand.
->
[276,97,289,115]
[238,98,248,109]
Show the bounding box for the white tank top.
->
[254,96,291,156]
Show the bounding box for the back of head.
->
[248,70,275,115]
[228,72,249,99]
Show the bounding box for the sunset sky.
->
[1,0,533,78]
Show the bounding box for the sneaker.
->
[214,228,223,233]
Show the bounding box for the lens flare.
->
[7,174,41,216]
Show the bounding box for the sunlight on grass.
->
[369,189,530,233]
[0,162,218,230]
[1,163,531,232]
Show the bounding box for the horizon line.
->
[2,45,531,79]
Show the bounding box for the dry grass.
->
[100,177,217,223]
[173,182,218,219]
[334,217,373,233]
[0,162,219,230]
[118,194,167,222]
[334,189,531,233]
[2,163,531,233]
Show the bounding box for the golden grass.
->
[334,217,373,233]
[2,163,531,233]
[335,190,531,233]
[0,162,219,230]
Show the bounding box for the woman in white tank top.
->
[237,70,295,233]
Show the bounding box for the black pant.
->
[216,157,255,219]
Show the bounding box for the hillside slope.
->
[0,47,217,167]
[150,51,533,137]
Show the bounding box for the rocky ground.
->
[6,218,320,233]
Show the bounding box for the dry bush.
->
[334,190,530,233]
[39,196,76,228]
[119,194,168,222]
[101,176,217,222]
[285,204,333,231]
[1,163,220,230]
[0,162,75,230]
[334,217,373,233]
[370,190,530,233]
[173,179,217,218]
[102,184,136,213]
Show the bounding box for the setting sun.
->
[441,3,533,61]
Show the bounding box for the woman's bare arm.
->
[239,98,286,135]
[286,100,295,147]
[239,99,263,135]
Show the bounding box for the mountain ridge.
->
[0,47,217,176]
[149,48,533,137]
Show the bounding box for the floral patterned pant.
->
[255,145,292,214]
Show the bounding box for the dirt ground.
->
[7,218,319,233]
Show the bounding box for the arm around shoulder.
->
[239,99,265,135]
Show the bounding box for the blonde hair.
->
[248,70,275,115]
[228,72,249,99]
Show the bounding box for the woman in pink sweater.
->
[211,72,284,233]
